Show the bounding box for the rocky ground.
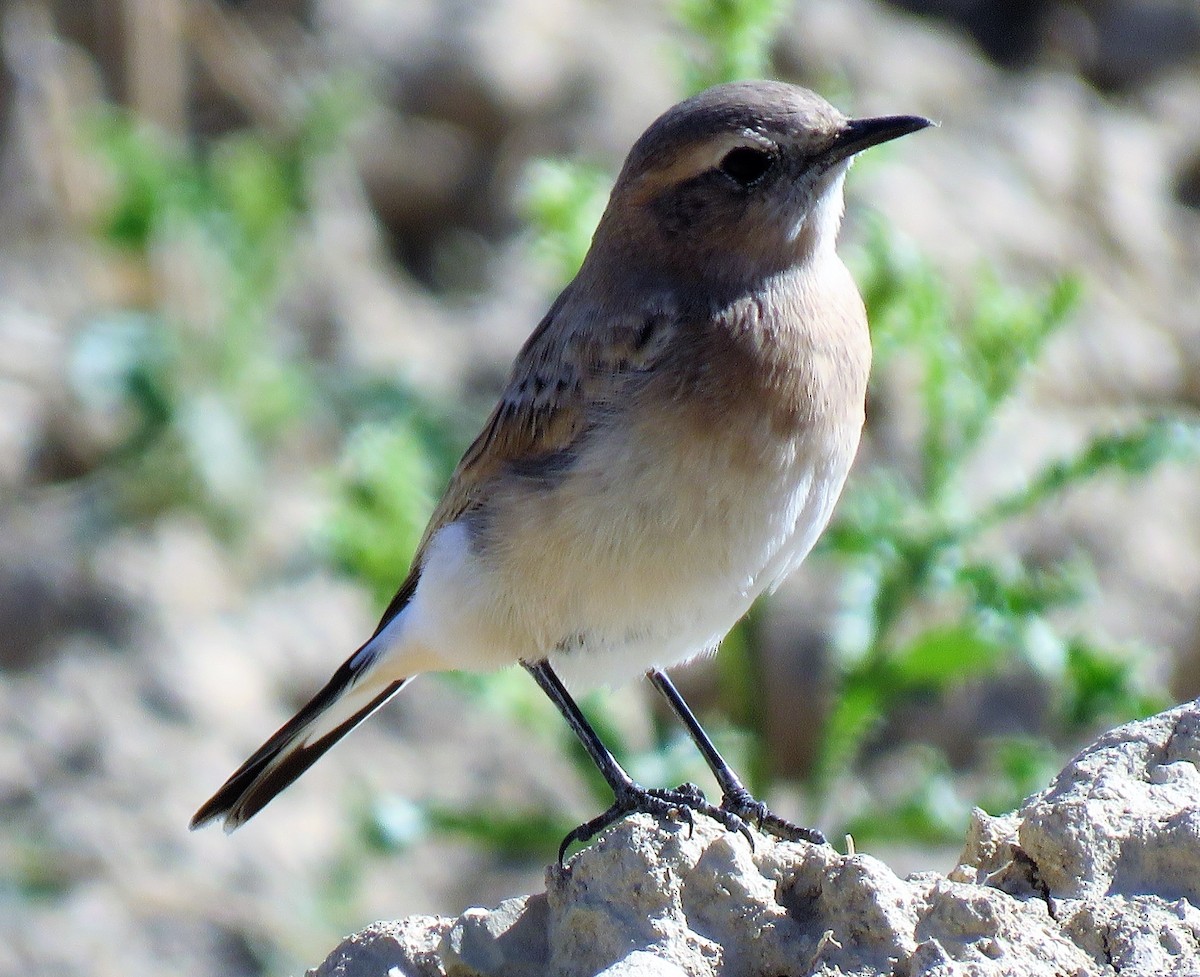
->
[2,1,1199,976]
[312,701,1200,976]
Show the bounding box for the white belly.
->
[394,418,857,688]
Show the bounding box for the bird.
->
[191,80,932,860]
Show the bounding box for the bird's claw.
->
[720,784,827,846]
[557,781,752,865]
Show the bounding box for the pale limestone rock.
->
[953,700,1200,976]
[312,915,451,977]
[312,702,1200,977]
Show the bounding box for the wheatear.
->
[192,81,931,859]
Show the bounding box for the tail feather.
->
[190,648,410,832]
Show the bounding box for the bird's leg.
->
[646,668,827,846]
[522,659,753,863]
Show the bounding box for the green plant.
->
[323,420,440,606]
[72,107,315,529]
[811,217,1191,842]
[675,0,790,92]
[69,77,370,523]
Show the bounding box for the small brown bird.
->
[191,80,931,858]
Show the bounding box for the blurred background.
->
[2,0,1200,974]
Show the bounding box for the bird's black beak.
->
[826,114,934,165]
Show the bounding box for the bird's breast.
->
[457,372,860,671]
[414,259,871,683]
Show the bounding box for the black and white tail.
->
[190,646,410,832]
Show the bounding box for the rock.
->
[442,896,549,977]
[953,702,1200,975]
[312,916,452,977]
[311,700,1200,976]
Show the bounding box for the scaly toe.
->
[558,781,765,864]
[721,786,828,846]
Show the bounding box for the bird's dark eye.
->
[718,146,775,186]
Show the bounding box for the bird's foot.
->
[720,784,827,845]
[558,781,752,865]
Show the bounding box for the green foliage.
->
[675,0,790,90]
[73,82,453,556]
[73,108,317,527]
[520,160,611,285]
[1060,638,1167,732]
[841,747,970,846]
[852,220,1082,503]
[421,804,577,859]
[323,421,439,606]
[434,668,646,814]
[713,605,772,795]
[975,736,1064,815]
[812,218,1188,842]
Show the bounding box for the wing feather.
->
[370,285,676,635]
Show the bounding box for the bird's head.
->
[590,81,932,288]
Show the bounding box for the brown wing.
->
[369,285,674,637]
